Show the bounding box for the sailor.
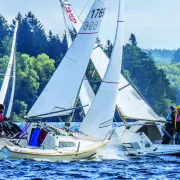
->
[162,105,176,144]
[0,104,21,138]
[175,105,180,144]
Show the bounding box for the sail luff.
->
[27,0,108,118]
[80,0,125,139]
[0,20,19,104]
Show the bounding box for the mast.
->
[0,20,19,104]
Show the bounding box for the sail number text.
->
[82,8,106,31]
[91,8,106,19]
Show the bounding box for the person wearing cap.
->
[175,105,180,144]
[162,105,176,144]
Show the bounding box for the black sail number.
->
[91,8,106,19]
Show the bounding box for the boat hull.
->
[6,140,109,162]
[115,124,180,156]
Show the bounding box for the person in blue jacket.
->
[162,105,176,144]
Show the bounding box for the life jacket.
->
[0,114,4,122]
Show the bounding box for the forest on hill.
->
[159,49,180,104]
[0,12,176,121]
[144,49,176,65]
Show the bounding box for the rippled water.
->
[0,123,180,180]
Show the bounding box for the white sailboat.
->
[60,0,180,156]
[58,0,163,120]
[3,0,112,162]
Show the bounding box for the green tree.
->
[104,40,113,58]
[172,49,180,63]
[47,31,67,67]
[129,33,137,46]
[14,53,55,113]
[0,15,11,57]
[16,12,47,57]
[0,55,9,87]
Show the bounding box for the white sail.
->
[117,75,160,120]
[79,77,95,114]
[80,0,124,139]
[6,55,16,117]
[27,0,108,118]
[62,6,73,48]
[0,20,19,104]
[61,0,161,121]
[59,0,82,33]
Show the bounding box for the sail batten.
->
[27,0,108,118]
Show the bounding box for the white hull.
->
[115,122,180,156]
[126,144,180,156]
[6,140,109,162]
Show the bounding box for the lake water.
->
[0,123,180,180]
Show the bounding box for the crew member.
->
[162,106,176,144]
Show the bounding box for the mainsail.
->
[80,0,124,139]
[60,0,161,121]
[0,20,19,105]
[27,0,108,118]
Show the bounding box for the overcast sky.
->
[0,0,179,49]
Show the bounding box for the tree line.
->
[0,12,176,121]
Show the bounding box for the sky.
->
[0,0,180,49]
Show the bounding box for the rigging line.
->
[27,105,89,119]
[78,0,90,19]
[119,84,130,91]
[65,55,78,63]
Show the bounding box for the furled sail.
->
[61,0,161,121]
[0,20,19,104]
[6,55,16,117]
[80,0,124,139]
[27,0,108,118]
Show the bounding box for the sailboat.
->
[2,0,114,162]
[59,0,180,156]
[58,0,163,120]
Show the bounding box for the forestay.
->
[0,20,19,104]
[61,0,161,121]
[80,0,124,139]
[27,0,108,118]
